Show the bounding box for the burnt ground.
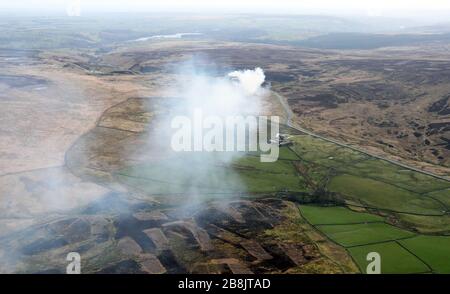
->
[0,194,353,274]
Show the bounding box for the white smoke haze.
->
[0,75,114,273]
[0,58,271,272]
[166,63,267,117]
[3,0,450,20]
[228,67,266,96]
[138,59,269,205]
[0,168,107,218]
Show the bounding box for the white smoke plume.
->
[139,60,269,206]
[166,64,267,117]
[228,67,266,96]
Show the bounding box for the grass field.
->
[316,222,416,247]
[341,159,450,194]
[291,135,368,168]
[300,204,450,273]
[348,242,430,274]
[276,147,301,161]
[425,189,450,209]
[299,205,383,225]
[117,147,310,196]
[233,153,298,174]
[327,174,446,215]
[395,214,450,235]
[399,235,450,273]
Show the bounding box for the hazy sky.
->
[1,0,450,20]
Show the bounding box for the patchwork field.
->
[328,174,445,215]
[399,236,450,273]
[300,204,450,273]
[317,223,415,247]
[299,205,383,225]
[288,128,450,273]
[348,242,430,274]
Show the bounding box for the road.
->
[273,91,450,182]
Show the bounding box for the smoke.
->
[228,67,266,96]
[0,64,114,273]
[166,62,266,117]
[0,57,269,273]
[136,59,268,206]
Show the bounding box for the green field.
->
[395,214,450,235]
[277,147,301,161]
[399,235,450,273]
[317,223,415,247]
[328,174,446,215]
[117,147,310,196]
[300,204,450,273]
[425,189,450,209]
[340,159,450,194]
[299,205,383,225]
[233,153,298,174]
[348,242,430,274]
[291,135,368,168]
